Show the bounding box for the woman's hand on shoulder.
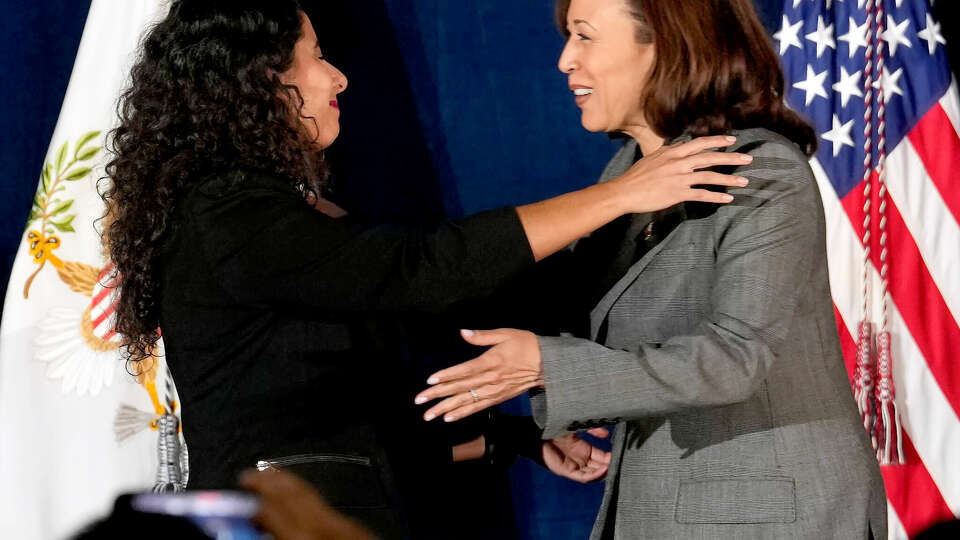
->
[607,135,753,213]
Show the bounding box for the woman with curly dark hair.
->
[102,0,750,535]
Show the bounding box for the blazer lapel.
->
[597,138,637,184]
[589,206,689,341]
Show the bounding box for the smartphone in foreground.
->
[123,491,263,540]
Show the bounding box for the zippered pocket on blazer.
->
[254,452,388,509]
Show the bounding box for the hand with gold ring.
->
[415,328,544,422]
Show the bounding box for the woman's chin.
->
[579,117,606,133]
[316,130,339,149]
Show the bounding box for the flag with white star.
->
[777,1,958,538]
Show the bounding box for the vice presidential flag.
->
[776,0,959,537]
[0,2,184,539]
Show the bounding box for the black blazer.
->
[157,168,534,537]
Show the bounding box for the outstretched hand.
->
[415,329,544,422]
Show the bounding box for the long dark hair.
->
[103,0,323,364]
[556,0,818,156]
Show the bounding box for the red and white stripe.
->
[88,262,121,343]
[814,81,960,538]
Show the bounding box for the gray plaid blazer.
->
[530,128,887,539]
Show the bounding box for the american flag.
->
[776,0,958,537]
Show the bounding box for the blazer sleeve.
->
[186,171,535,315]
[531,137,822,439]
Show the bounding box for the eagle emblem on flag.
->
[20,130,188,488]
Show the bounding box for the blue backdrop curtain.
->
[0,0,89,311]
[8,1,950,539]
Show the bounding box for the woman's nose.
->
[333,67,348,92]
[557,43,577,74]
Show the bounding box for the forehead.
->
[299,12,318,43]
[566,0,628,22]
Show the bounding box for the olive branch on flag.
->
[23,131,102,298]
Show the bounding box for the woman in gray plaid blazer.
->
[416,0,887,538]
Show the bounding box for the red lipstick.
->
[329,100,339,110]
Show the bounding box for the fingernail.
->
[461,329,475,337]
[427,376,439,385]
[726,136,736,142]
[415,396,427,405]
[722,194,734,202]
[444,415,456,422]
[424,413,435,421]
[740,154,753,162]
[737,177,749,186]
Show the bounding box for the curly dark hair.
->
[102,0,324,364]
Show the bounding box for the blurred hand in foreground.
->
[240,468,376,540]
